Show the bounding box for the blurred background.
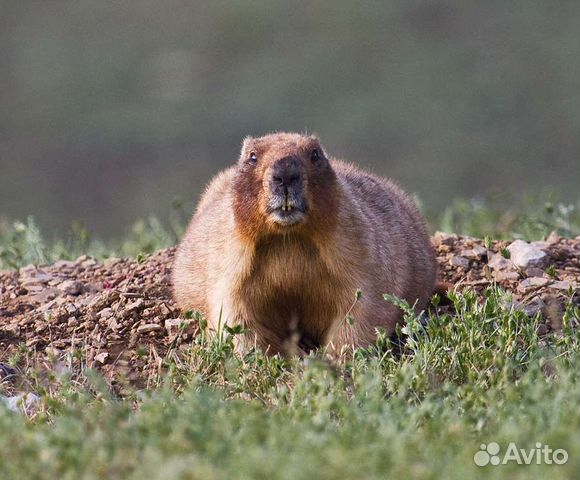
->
[1,0,578,238]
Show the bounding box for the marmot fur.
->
[173,133,436,355]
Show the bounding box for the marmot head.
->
[233,132,338,239]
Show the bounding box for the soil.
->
[1,233,579,392]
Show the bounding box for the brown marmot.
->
[173,132,436,356]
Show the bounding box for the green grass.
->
[1,288,578,479]
[1,198,579,479]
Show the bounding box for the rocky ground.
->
[1,233,579,394]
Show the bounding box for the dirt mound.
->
[1,234,579,390]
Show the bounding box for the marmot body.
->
[173,133,436,355]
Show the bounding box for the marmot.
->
[173,132,436,356]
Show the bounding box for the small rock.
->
[487,253,512,270]
[94,352,109,364]
[126,298,144,312]
[64,303,78,315]
[165,318,196,339]
[514,298,543,317]
[493,271,520,282]
[517,277,549,293]
[433,232,458,247]
[159,303,170,316]
[107,317,120,330]
[530,240,550,250]
[81,258,97,268]
[549,281,574,291]
[472,245,488,257]
[44,346,60,357]
[53,260,76,269]
[98,307,114,319]
[1,393,42,414]
[137,323,162,334]
[546,231,561,244]
[524,267,545,278]
[103,257,121,268]
[57,280,83,296]
[450,255,470,269]
[459,249,476,259]
[87,291,119,312]
[21,273,53,285]
[507,240,548,268]
[2,324,20,335]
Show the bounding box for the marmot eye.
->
[249,152,258,164]
[311,149,320,162]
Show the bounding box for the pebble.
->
[517,277,550,293]
[52,260,76,269]
[1,393,42,414]
[103,257,121,268]
[57,279,83,295]
[549,281,574,291]
[546,231,561,244]
[433,232,458,247]
[507,240,548,268]
[94,352,109,364]
[523,267,545,278]
[165,318,196,339]
[487,253,512,270]
[98,307,114,319]
[450,255,469,269]
[493,271,519,282]
[137,323,162,334]
[126,298,145,312]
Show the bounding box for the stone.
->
[103,257,121,268]
[159,303,170,316]
[514,298,543,317]
[53,260,76,269]
[523,267,545,278]
[21,273,53,285]
[459,249,478,259]
[517,277,549,293]
[487,253,511,270]
[44,346,60,357]
[57,280,83,295]
[493,271,520,282]
[1,393,42,414]
[546,231,561,244]
[126,298,144,312]
[450,255,469,269]
[165,318,196,339]
[1,324,20,335]
[432,232,458,247]
[530,240,550,250]
[81,258,97,268]
[472,245,488,257]
[137,323,162,334]
[507,240,548,268]
[98,307,114,319]
[94,352,109,364]
[549,281,574,291]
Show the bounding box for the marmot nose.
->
[271,157,302,188]
[272,173,300,187]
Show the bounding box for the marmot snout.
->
[173,132,436,356]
